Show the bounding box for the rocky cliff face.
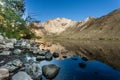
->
[33,8,120,40]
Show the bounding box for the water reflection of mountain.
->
[40,40,120,70]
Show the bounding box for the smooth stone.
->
[14,45,21,49]
[36,56,46,61]
[42,64,60,79]
[12,71,32,80]
[0,51,11,55]
[38,50,48,56]
[25,63,42,80]
[10,38,17,44]
[26,44,31,49]
[0,44,5,49]
[45,52,52,60]
[0,40,5,44]
[25,56,36,62]
[5,38,17,44]
[5,42,14,48]
[0,68,9,79]
[1,59,23,72]
[13,49,22,55]
[0,35,4,40]
[33,49,40,54]
[53,52,59,58]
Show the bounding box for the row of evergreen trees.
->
[0,0,34,39]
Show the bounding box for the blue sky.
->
[25,0,120,22]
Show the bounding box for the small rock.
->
[53,52,59,58]
[4,37,8,40]
[25,56,36,62]
[21,41,27,47]
[0,51,11,55]
[36,56,46,61]
[5,38,17,44]
[0,40,5,44]
[12,71,32,80]
[5,42,14,48]
[78,62,86,69]
[45,52,52,60]
[81,57,88,61]
[25,62,42,80]
[62,55,67,58]
[26,44,31,49]
[14,45,21,49]
[0,68,9,79]
[10,38,17,44]
[0,35,4,40]
[42,64,60,79]
[30,46,38,51]
[33,49,40,54]
[0,44,5,49]
[38,50,48,56]
[13,49,22,55]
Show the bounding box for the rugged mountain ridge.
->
[64,8,120,40]
[33,8,120,40]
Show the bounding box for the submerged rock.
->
[81,57,88,61]
[62,55,67,58]
[78,62,86,69]
[12,71,32,80]
[0,68,9,79]
[45,52,52,60]
[42,64,60,79]
[53,52,59,58]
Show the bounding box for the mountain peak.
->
[41,17,78,34]
[84,17,95,22]
[46,17,76,23]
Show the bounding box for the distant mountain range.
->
[32,8,120,40]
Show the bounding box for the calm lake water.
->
[37,40,120,80]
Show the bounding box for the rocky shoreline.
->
[0,35,60,80]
